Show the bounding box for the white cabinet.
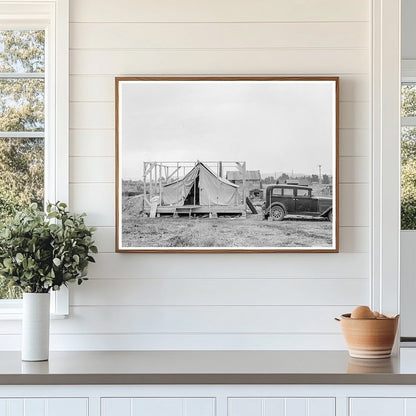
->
[228,398,335,416]
[0,398,88,416]
[101,397,215,416]
[3,386,416,416]
[350,398,416,416]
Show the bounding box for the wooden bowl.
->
[337,313,399,359]
[347,357,394,373]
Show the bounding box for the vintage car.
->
[262,184,332,221]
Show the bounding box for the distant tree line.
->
[262,173,331,186]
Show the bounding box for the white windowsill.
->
[0,286,69,319]
[0,312,67,320]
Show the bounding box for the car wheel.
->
[328,211,333,222]
[270,205,285,221]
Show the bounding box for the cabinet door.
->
[350,398,416,416]
[101,398,215,416]
[0,398,88,416]
[228,398,335,416]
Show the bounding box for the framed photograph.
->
[116,77,339,253]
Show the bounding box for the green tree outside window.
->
[0,30,45,298]
[401,85,416,230]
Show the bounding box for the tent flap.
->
[161,162,239,206]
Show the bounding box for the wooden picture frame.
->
[115,76,339,253]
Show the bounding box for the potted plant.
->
[0,202,97,361]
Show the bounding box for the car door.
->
[280,187,296,213]
[295,188,317,214]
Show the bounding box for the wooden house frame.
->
[142,161,248,218]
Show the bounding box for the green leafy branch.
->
[0,202,97,294]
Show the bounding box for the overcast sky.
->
[119,80,336,180]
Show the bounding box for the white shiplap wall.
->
[44,0,371,350]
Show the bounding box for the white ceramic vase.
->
[22,292,50,361]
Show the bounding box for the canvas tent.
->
[161,162,239,207]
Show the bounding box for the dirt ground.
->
[122,213,333,248]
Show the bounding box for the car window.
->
[272,188,282,196]
[297,189,310,197]
[282,188,294,196]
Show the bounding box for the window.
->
[0,0,69,314]
[401,77,416,230]
[282,188,294,196]
[296,189,310,197]
[272,187,282,196]
[0,30,45,300]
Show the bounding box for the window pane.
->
[283,188,294,196]
[297,189,310,197]
[0,79,44,131]
[0,138,44,305]
[0,31,45,301]
[0,137,44,218]
[0,137,44,300]
[402,83,416,117]
[401,127,416,230]
[0,30,45,73]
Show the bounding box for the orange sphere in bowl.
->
[351,306,376,319]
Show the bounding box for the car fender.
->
[320,206,332,217]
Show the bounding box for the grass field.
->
[122,214,333,248]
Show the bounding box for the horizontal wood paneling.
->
[69,183,114,226]
[69,0,369,23]
[339,129,369,157]
[339,183,369,227]
[29,0,373,352]
[70,157,114,183]
[69,130,115,157]
[0,333,347,350]
[70,278,367,306]
[339,102,369,129]
[70,103,113,129]
[91,227,115,253]
[70,75,369,103]
[339,227,369,252]
[70,22,368,50]
[70,49,368,76]
[86,252,369,279]
[53,306,355,334]
[0,306,357,335]
[339,156,369,183]
[69,102,368,130]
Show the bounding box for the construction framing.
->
[142,161,248,218]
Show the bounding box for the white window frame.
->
[371,0,401,323]
[0,0,69,317]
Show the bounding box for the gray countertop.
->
[2,349,416,385]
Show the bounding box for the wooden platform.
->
[144,204,246,217]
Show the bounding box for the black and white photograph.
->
[116,77,338,252]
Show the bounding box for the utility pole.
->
[318,165,322,184]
